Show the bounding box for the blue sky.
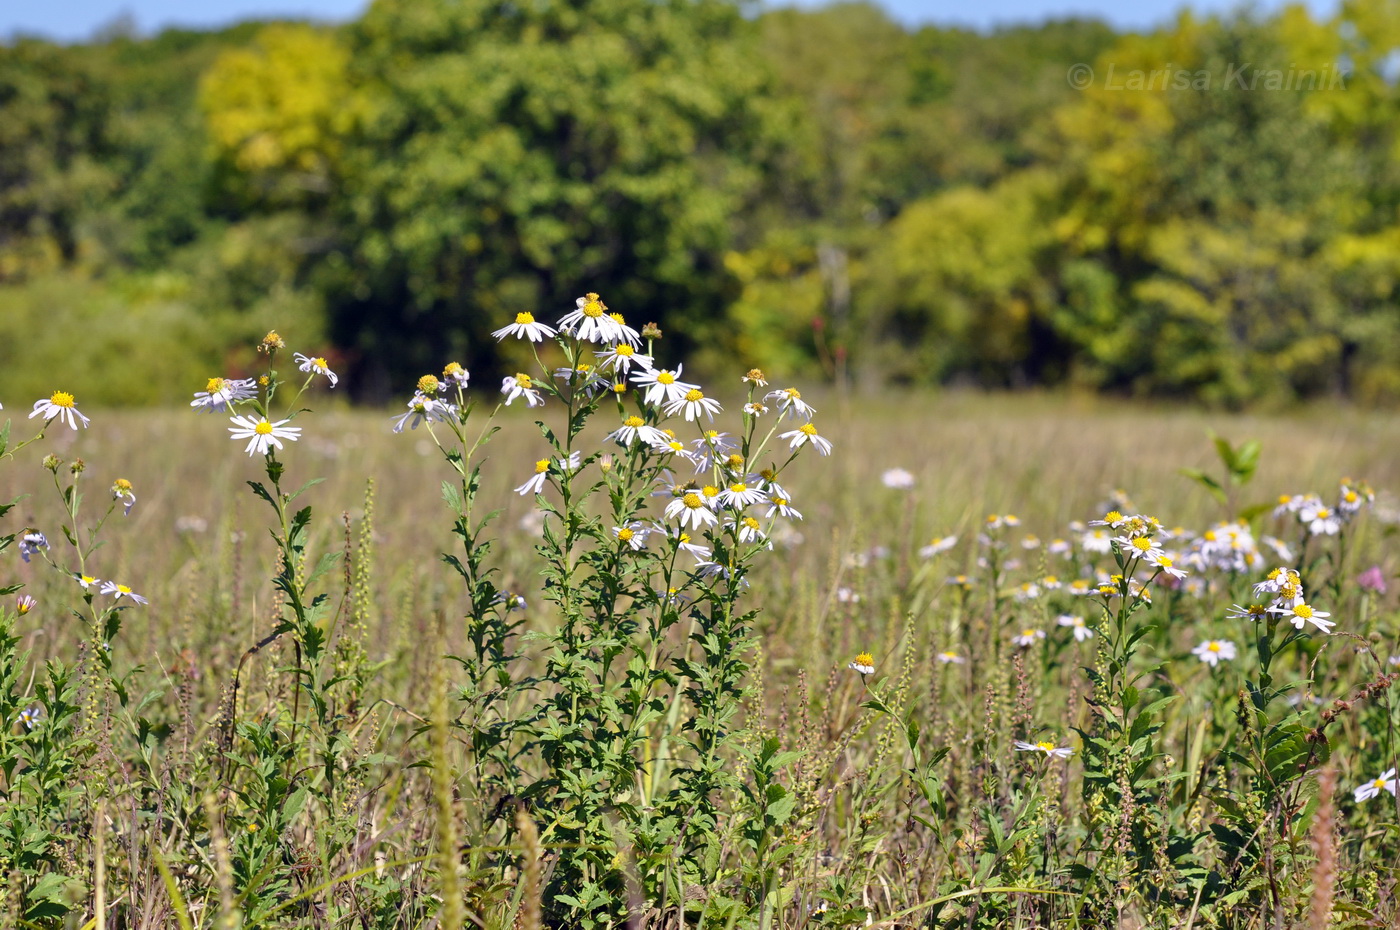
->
[3,0,1339,42]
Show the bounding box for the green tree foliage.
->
[314,0,770,393]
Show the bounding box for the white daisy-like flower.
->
[613,522,651,551]
[293,353,338,387]
[1146,550,1188,579]
[501,373,545,407]
[228,415,301,456]
[1192,639,1236,667]
[664,488,719,531]
[29,390,90,430]
[766,495,803,521]
[765,387,815,421]
[111,479,136,516]
[655,525,713,562]
[1300,502,1341,536]
[742,369,768,387]
[1354,768,1399,803]
[441,362,470,387]
[731,515,768,545]
[919,535,958,559]
[392,393,458,433]
[689,430,738,471]
[605,312,641,347]
[848,652,875,675]
[493,590,527,611]
[556,292,624,343]
[19,705,43,730]
[936,650,965,664]
[1014,740,1074,759]
[99,580,148,605]
[19,531,48,563]
[74,573,102,590]
[1226,603,1271,622]
[1057,614,1094,642]
[1012,628,1045,647]
[743,401,767,417]
[778,423,833,456]
[882,468,915,490]
[492,311,557,342]
[1115,534,1165,562]
[191,377,257,413]
[664,388,723,423]
[1268,601,1334,634]
[632,365,698,406]
[605,416,669,447]
[16,594,35,615]
[718,481,767,510]
[595,343,652,375]
[553,364,605,393]
[515,459,552,497]
[1081,528,1113,553]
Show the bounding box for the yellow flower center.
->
[1207,642,1220,653]
[854,652,873,666]
[800,423,818,437]
[684,388,704,402]
[726,454,745,468]
[515,374,532,388]
[117,584,132,595]
[1131,537,1153,552]
[702,485,719,498]
[1377,778,1388,788]
[667,441,684,452]
[679,533,691,543]
[1036,741,1055,752]
[583,297,604,318]
[612,383,626,393]
[206,377,226,392]
[616,344,634,357]
[1315,508,1332,519]
[254,421,274,435]
[1294,604,1314,619]
[609,312,626,324]
[114,479,132,492]
[729,483,747,494]
[1104,510,1123,523]
[657,372,675,385]
[624,416,644,428]
[1158,555,1174,568]
[49,391,75,408]
[534,459,549,474]
[617,528,634,542]
[774,497,788,506]
[742,517,760,530]
[311,357,327,369]
[443,362,465,378]
[785,388,801,399]
[418,375,440,394]
[515,312,535,324]
[682,492,703,510]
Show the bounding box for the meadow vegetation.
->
[2,314,1400,927]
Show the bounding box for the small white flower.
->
[664,388,723,423]
[595,343,652,375]
[778,423,833,456]
[718,481,767,510]
[919,535,958,559]
[605,416,669,447]
[1014,740,1073,759]
[665,488,719,531]
[1057,614,1094,642]
[1354,768,1399,803]
[73,573,102,590]
[632,364,697,406]
[228,415,301,456]
[19,705,43,730]
[765,495,803,521]
[836,586,860,603]
[111,479,136,516]
[1268,601,1334,634]
[515,459,552,497]
[765,387,815,421]
[1192,639,1237,667]
[191,377,257,413]
[743,402,767,417]
[392,393,457,432]
[29,391,90,429]
[556,292,624,343]
[936,650,965,664]
[731,515,768,545]
[19,531,48,563]
[493,590,527,611]
[100,580,148,605]
[293,353,338,387]
[613,522,651,550]
[492,311,557,342]
[848,652,875,675]
[500,374,545,407]
[1012,628,1045,647]
[881,468,915,490]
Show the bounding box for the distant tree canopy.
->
[5,0,1400,405]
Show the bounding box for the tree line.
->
[3,0,1399,405]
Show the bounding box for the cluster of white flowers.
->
[1234,566,1335,634]
[1274,481,1374,537]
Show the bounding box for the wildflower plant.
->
[396,293,831,925]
